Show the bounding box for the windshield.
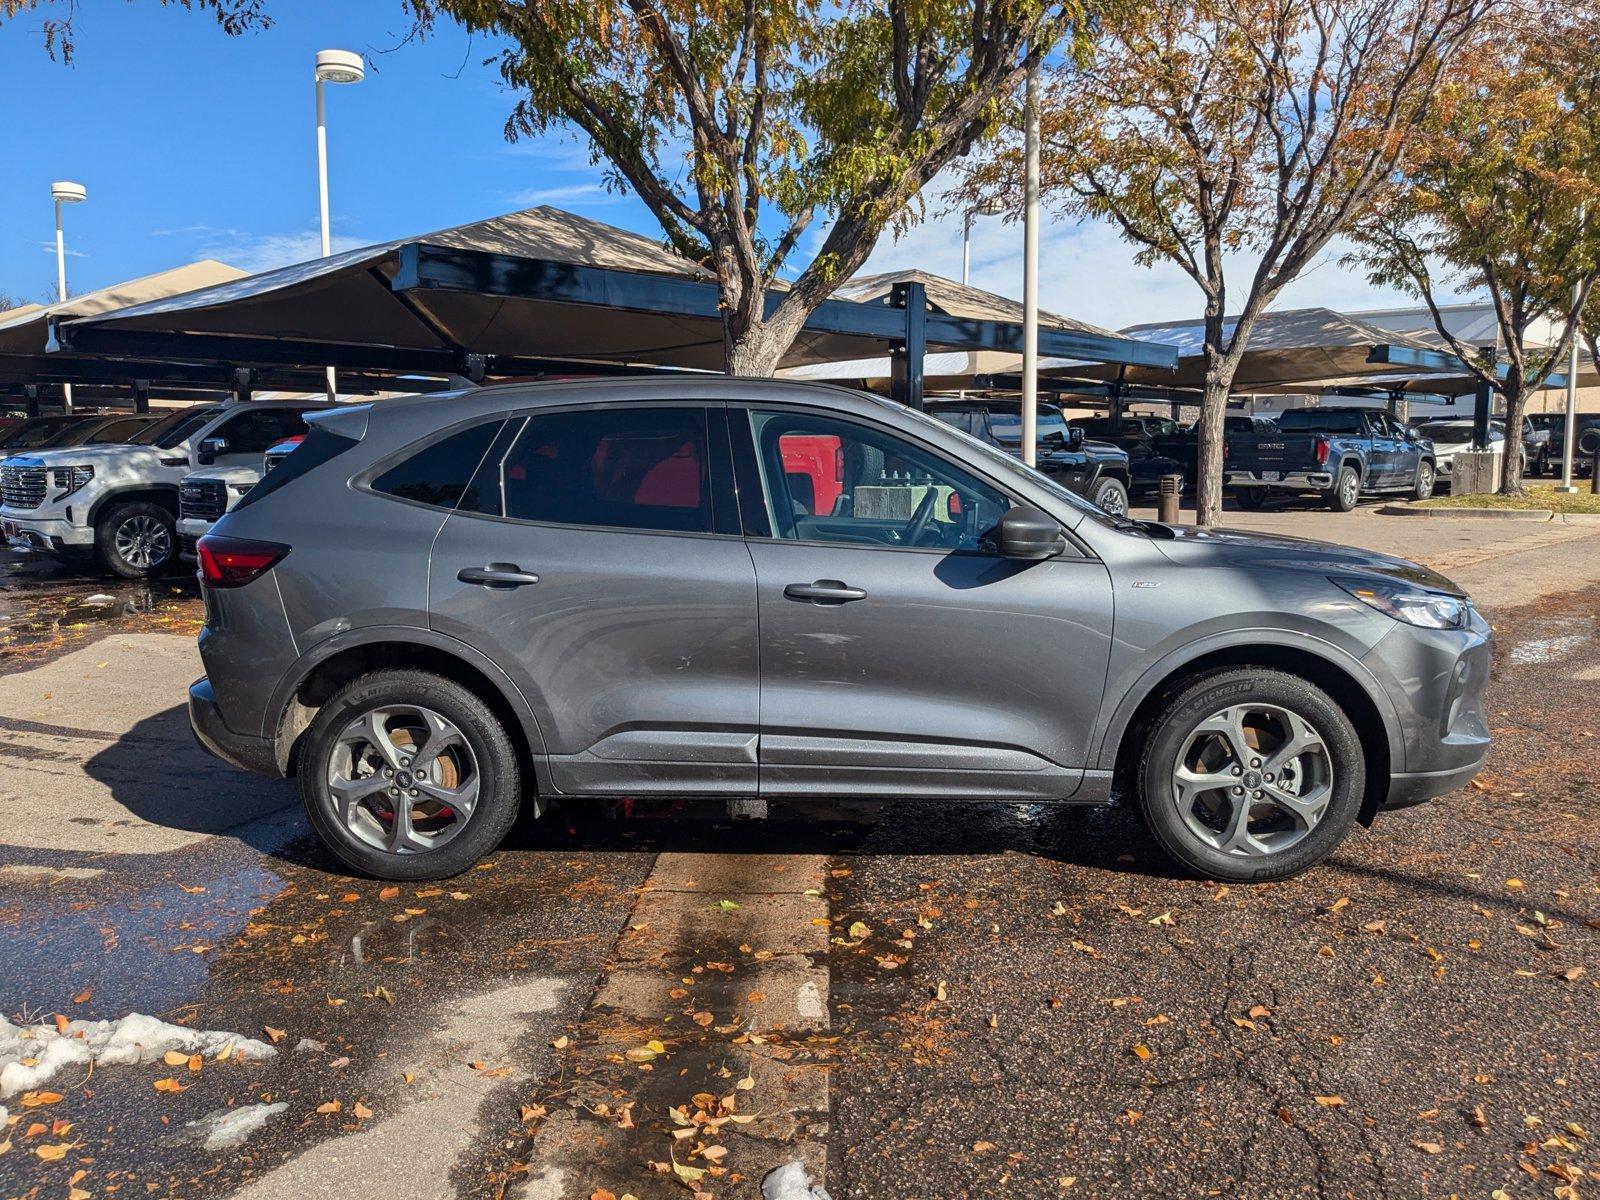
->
[1,417,79,449]
[895,403,1121,528]
[130,405,222,449]
[1276,410,1368,433]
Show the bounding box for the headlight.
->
[50,465,94,497]
[1333,576,1469,630]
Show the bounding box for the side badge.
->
[1131,581,1161,589]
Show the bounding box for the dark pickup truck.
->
[926,399,1133,515]
[1224,407,1436,511]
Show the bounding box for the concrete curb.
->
[1377,504,1554,521]
[1555,511,1600,524]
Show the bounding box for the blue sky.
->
[1,0,1428,330]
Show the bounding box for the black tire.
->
[1088,475,1130,517]
[298,668,523,880]
[1413,459,1435,501]
[1324,465,1360,512]
[1134,667,1366,883]
[1535,448,1550,478]
[1234,488,1270,510]
[93,500,177,579]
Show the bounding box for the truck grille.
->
[1,464,46,510]
[179,478,227,523]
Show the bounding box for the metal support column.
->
[1472,368,1494,450]
[133,379,151,415]
[232,367,254,406]
[24,384,39,418]
[888,280,927,410]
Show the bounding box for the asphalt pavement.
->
[1,507,1597,1200]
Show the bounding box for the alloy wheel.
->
[1170,702,1334,857]
[114,515,171,570]
[1098,488,1127,516]
[1341,474,1359,508]
[327,704,480,854]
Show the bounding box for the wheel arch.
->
[269,629,548,797]
[87,485,180,525]
[1098,636,1399,827]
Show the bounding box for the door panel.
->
[733,405,1115,800]
[428,404,758,796]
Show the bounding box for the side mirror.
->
[1067,426,1085,449]
[993,506,1066,560]
[196,435,228,466]
[1041,430,1066,450]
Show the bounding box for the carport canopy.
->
[50,207,1179,406]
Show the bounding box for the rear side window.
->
[213,407,314,454]
[232,427,359,512]
[491,407,712,534]
[372,421,504,511]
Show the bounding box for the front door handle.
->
[784,580,867,604]
[458,563,540,588]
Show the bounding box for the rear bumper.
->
[1225,470,1333,490]
[189,676,280,777]
[1380,755,1487,811]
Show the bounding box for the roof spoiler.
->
[306,403,371,442]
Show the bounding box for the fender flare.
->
[86,485,180,527]
[1089,627,1405,775]
[266,624,549,775]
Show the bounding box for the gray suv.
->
[188,380,1490,883]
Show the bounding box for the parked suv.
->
[926,399,1132,515]
[189,380,1490,884]
[1,399,326,577]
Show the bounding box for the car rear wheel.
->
[94,501,176,578]
[1134,667,1365,882]
[1234,488,1270,510]
[298,669,522,880]
[1413,460,1435,501]
[1324,466,1360,512]
[1088,476,1129,517]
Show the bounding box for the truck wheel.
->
[1134,667,1365,882]
[1324,466,1360,512]
[1413,460,1435,501]
[1234,488,1270,511]
[1088,476,1129,517]
[298,668,523,880]
[94,501,176,578]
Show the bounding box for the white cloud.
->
[504,182,617,207]
[158,226,370,273]
[38,241,86,258]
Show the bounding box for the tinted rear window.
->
[491,407,712,534]
[232,427,359,512]
[372,421,505,511]
[1275,410,1367,433]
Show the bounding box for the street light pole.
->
[1020,59,1041,468]
[314,49,364,401]
[1558,285,1584,494]
[51,181,86,413]
[961,199,1004,287]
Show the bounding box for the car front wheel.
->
[1413,460,1435,501]
[94,501,177,578]
[1134,667,1366,882]
[298,669,523,880]
[1088,476,1130,517]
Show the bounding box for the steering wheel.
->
[901,486,938,546]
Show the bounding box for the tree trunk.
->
[724,327,786,377]
[1498,376,1527,494]
[1193,347,1243,527]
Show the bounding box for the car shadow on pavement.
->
[81,704,297,840]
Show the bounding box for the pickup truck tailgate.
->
[1227,434,1322,473]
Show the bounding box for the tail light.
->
[197,535,288,589]
[1314,437,1330,465]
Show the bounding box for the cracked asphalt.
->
[1,509,1598,1200]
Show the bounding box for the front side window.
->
[88,417,150,444]
[131,405,224,449]
[492,407,713,535]
[213,407,314,455]
[987,406,1070,446]
[744,409,1012,552]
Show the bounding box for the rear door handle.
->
[458,564,540,588]
[784,580,867,604]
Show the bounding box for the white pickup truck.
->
[0,399,326,577]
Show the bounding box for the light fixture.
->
[315,49,365,84]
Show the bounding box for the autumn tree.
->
[1348,4,1600,494]
[407,0,1102,375]
[965,0,1492,525]
[1,0,269,61]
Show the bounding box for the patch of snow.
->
[293,1037,325,1054]
[0,1013,276,1098]
[184,1102,287,1150]
[762,1160,832,1200]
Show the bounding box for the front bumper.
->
[189,676,280,777]
[177,517,214,561]
[1,511,93,555]
[1224,470,1333,490]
